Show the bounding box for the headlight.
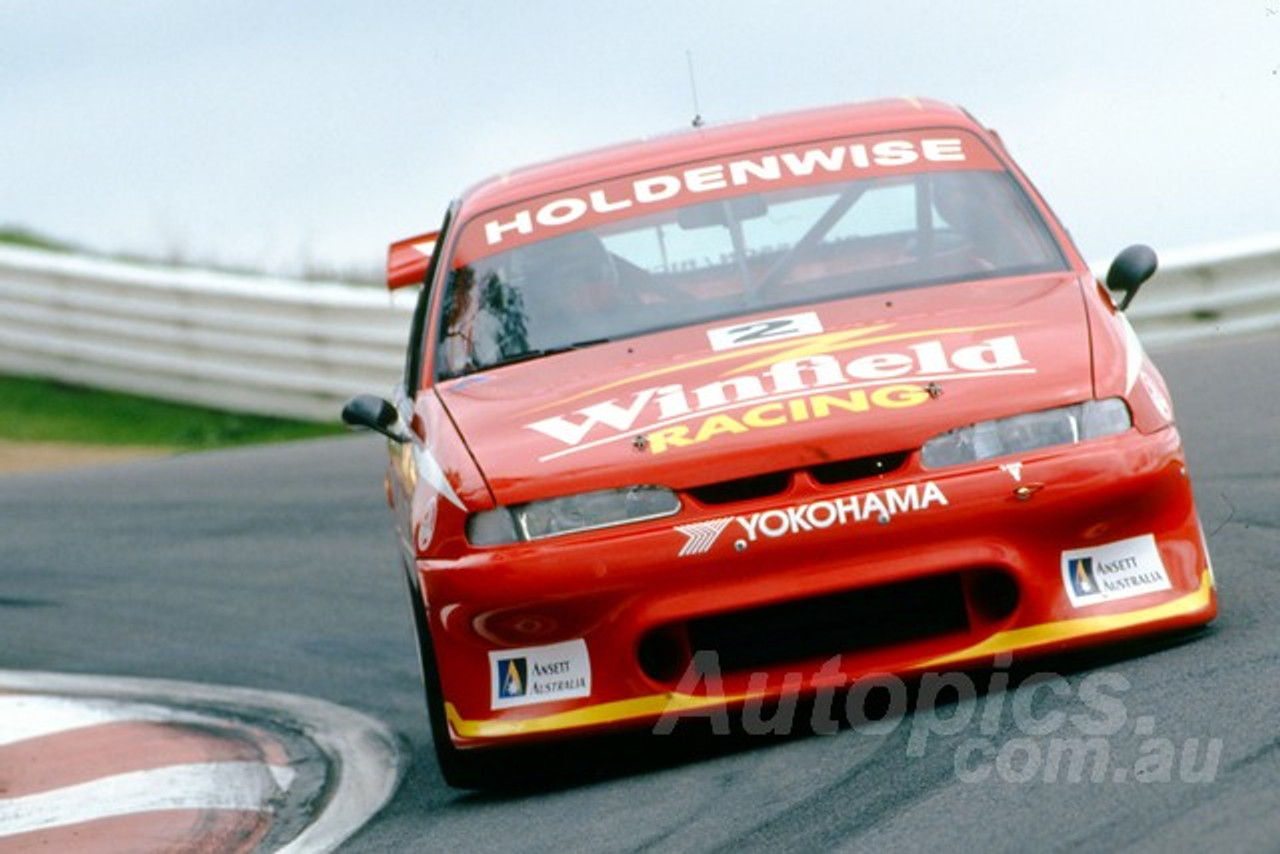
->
[921,399,1131,469]
[466,485,681,546]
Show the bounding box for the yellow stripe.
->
[446,571,1214,740]
[917,569,1215,667]
[521,324,893,414]
[520,322,1024,414]
[727,323,1020,375]
[446,689,767,740]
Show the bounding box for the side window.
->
[404,208,454,395]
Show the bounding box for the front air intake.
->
[685,573,970,674]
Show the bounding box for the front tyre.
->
[403,570,502,789]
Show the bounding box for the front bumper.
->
[421,426,1217,747]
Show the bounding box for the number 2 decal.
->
[707,311,824,351]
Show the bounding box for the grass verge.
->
[0,375,346,449]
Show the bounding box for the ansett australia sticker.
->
[1061,534,1172,607]
[490,639,591,710]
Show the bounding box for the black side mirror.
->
[341,394,410,443]
[1106,244,1158,311]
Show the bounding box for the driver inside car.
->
[515,230,625,349]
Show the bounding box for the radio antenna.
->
[686,50,704,128]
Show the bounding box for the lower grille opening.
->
[637,630,687,683]
[967,569,1020,624]
[685,573,970,675]
[687,471,791,505]
[683,452,910,507]
[810,451,908,485]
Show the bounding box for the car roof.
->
[455,97,991,219]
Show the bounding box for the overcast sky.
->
[3,1,1278,279]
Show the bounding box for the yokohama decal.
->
[674,518,734,557]
[676,481,948,555]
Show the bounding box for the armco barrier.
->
[0,236,1277,422]
[1113,233,1280,348]
[0,246,412,421]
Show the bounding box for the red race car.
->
[344,98,1216,788]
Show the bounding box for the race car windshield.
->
[436,169,1066,379]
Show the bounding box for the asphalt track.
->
[0,330,1276,852]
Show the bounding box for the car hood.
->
[436,273,1094,506]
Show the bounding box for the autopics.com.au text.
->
[652,651,1222,785]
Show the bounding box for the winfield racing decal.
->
[676,481,948,555]
[524,326,1033,461]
